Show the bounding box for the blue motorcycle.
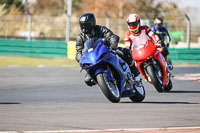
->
[80,37,145,103]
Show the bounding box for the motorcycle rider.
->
[124,14,161,49]
[76,13,140,86]
[124,14,172,70]
[124,14,161,53]
[151,17,171,48]
[151,17,173,69]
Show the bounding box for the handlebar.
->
[155,31,170,44]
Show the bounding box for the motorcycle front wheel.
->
[129,84,145,102]
[146,65,164,92]
[96,72,120,103]
[164,78,173,92]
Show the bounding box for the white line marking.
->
[37,65,46,68]
[20,126,200,133]
[175,73,200,82]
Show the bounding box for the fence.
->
[0,38,200,64]
[0,15,200,43]
[0,14,200,64]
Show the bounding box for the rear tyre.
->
[164,78,173,92]
[146,65,164,92]
[96,73,120,103]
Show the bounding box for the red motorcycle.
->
[131,39,172,92]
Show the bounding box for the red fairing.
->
[132,40,157,61]
[153,51,169,86]
[130,40,157,83]
[135,60,149,83]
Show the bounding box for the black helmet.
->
[79,13,96,34]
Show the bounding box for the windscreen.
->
[82,37,102,54]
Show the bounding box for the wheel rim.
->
[102,73,120,98]
[155,69,163,85]
[153,61,163,85]
[135,85,145,96]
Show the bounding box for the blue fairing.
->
[80,38,133,94]
[80,41,109,67]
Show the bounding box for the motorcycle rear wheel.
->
[146,65,164,92]
[96,72,120,103]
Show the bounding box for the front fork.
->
[137,59,161,83]
[152,60,162,78]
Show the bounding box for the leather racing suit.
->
[124,25,160,49]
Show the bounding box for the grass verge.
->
[0,56,78,66]
[1,56,200,67]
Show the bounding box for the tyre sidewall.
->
[146,65,164,92]
[96,73,120,103]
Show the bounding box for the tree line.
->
[0,0,183,20]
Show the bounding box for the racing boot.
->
[167,64,174,78]
[85,73,96,87]
[129,61,142,86]
[129,61,140,77]
[167,64,173,71]
[162,48,173,71]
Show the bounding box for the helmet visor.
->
[80,22,91,30]
[80,22,93,33]
[128,21,139,27]
[156,23,163,29]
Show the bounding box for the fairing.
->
[80,38,134,95]
[132,40,157,61]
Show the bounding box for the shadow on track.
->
[121,101,199,104]
[168,90,200,93]
[0,102,21,104]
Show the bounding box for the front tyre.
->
[129,83,145,102]
[146,65,164,92]
[164,78,173,92]
[96,72,120,103]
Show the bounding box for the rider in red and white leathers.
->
[124,14,173,70]
[124,14,161,50]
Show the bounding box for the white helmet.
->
[127,14,141,34]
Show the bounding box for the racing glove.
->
[110,34,119,50]
[155,40,162,48]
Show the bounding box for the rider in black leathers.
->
[76,13,140,86]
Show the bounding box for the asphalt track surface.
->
[0,66,200,132]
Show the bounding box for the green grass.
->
[1,56,200,67]
[0,56,79,66]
